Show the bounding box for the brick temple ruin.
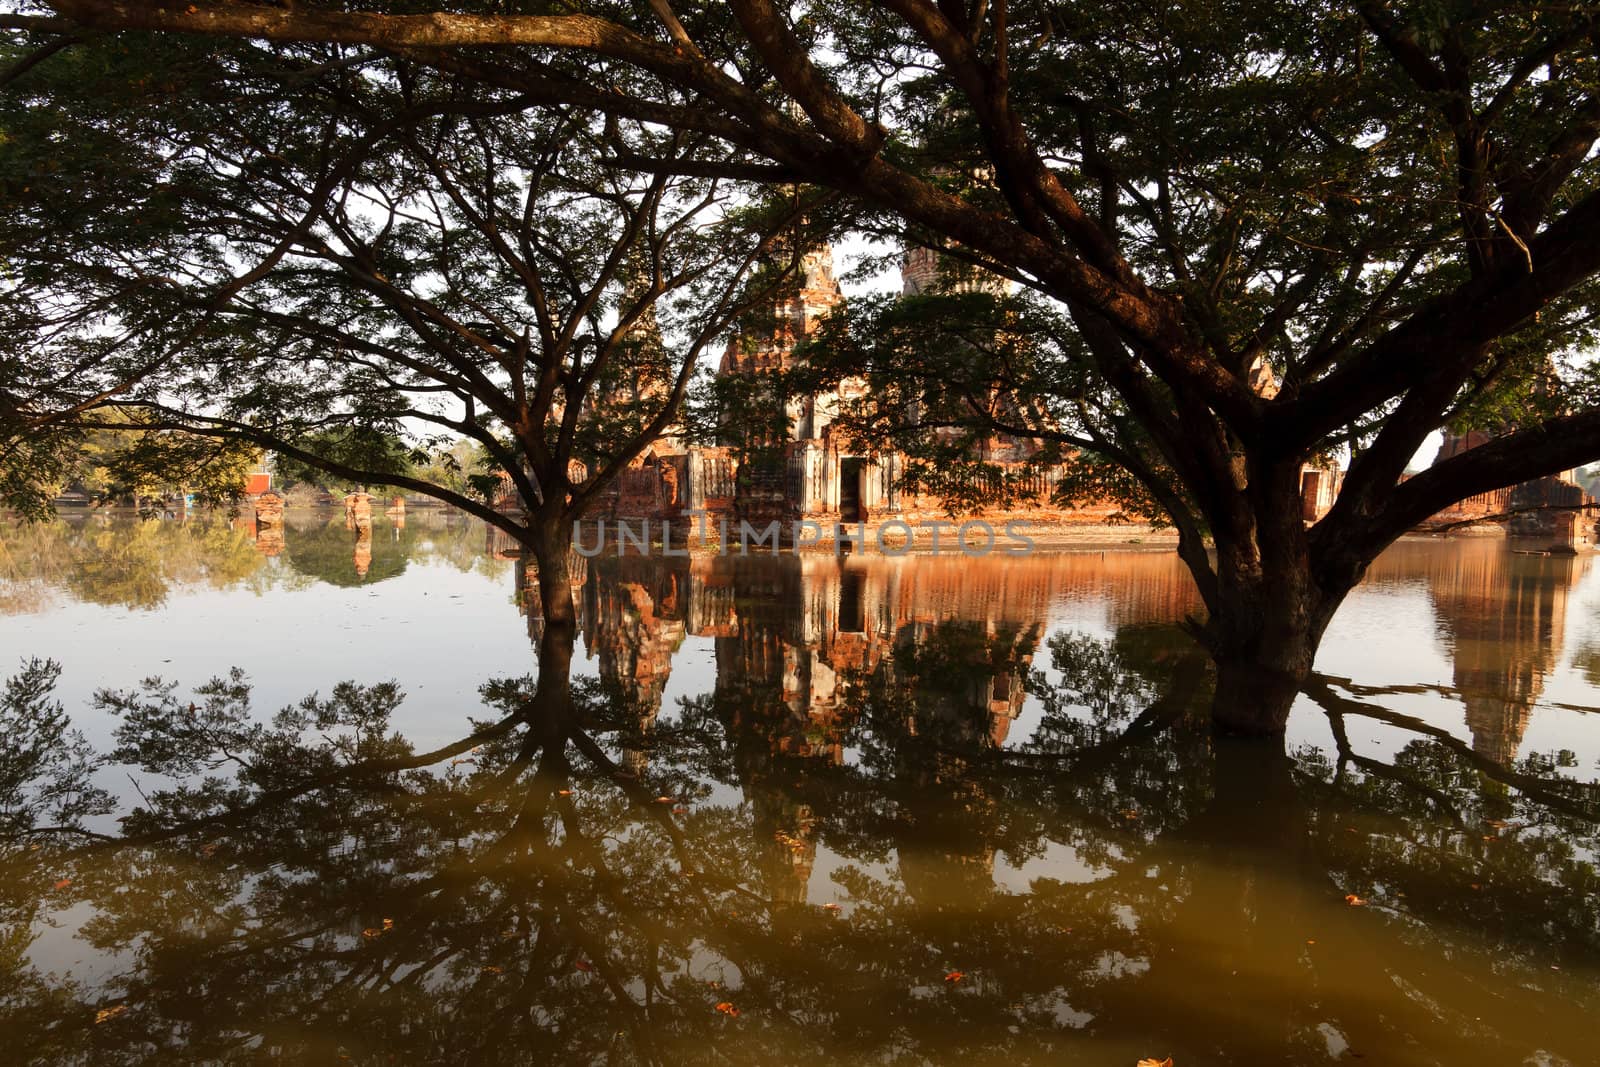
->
[587,242,1131,541]
[479,239,1597,551]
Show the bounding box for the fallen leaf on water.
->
[944,970,965,983]
[655,796,674,804]
[673,805,689,815]
[53,878,72,891]
[1469,883,1482,890]
[362,927,383,939]
[200,843,221,858]
[1136,1059,1174,1067]
[1119,808,1139,820]
[1344,894,1366,906]
[557,789,573,797]
[94,1005,126,1025]
[574,958,594,973]
[481,965,504,975]
[1306,939,1317,945]
[714,1001,741,1017]
[822,903,842,912]
[381,918,394,931]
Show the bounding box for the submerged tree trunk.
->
[1204,586,1335,736]
[525,506,579,724]
[526,507,577,635]
[1197,470,1357,736]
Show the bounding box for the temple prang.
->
[586,239,1136,541]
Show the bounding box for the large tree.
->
[12,0,1600,732]
[0,29,805,656]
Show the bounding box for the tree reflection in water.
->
[1,554,1597,1066]
[0,511,509,615]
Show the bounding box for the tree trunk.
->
[527,509,577,639]
[526,509,578,725]
[1204,556,1351,735]
[1200,475,1353,736]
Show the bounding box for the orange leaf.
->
[53,878,72,891]
[362,927,383,939]
[557,789,573,797]
[574,958,594,973]
[655,796,674,804]
[944,970,965,983]
[481,965,504,975]
[94,1005,127,1025]
[1344,894,1366,906]
[1136,1059,1174,1067]
[714,1001,741,1017]
[822,903,842,912]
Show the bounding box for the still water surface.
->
[1,511,1597,1065]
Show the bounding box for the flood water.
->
[1,510,1598,1065]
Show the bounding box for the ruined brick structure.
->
[1421,431,1515,529]
[587,242,1131,536]
[1420,429,1597,550]
[250,491,285,557]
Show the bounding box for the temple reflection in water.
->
[571,552,1200,736]
[488,523,1597,776]
[1367,540,1592,764]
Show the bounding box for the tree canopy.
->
[8,0,1600,729]
[0,25,799,602]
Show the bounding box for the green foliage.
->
[271,427,415,493]
[796,288,1169,518]
[0,27,774,526]
[409,438,500,502]
[792,0,1600,532]
[684,367,791,463]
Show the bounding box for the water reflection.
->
[0,522,1598,1064]
[1375,542,1590,764]
[0,510,507,612]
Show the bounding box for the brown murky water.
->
[1,513,1597,1065]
